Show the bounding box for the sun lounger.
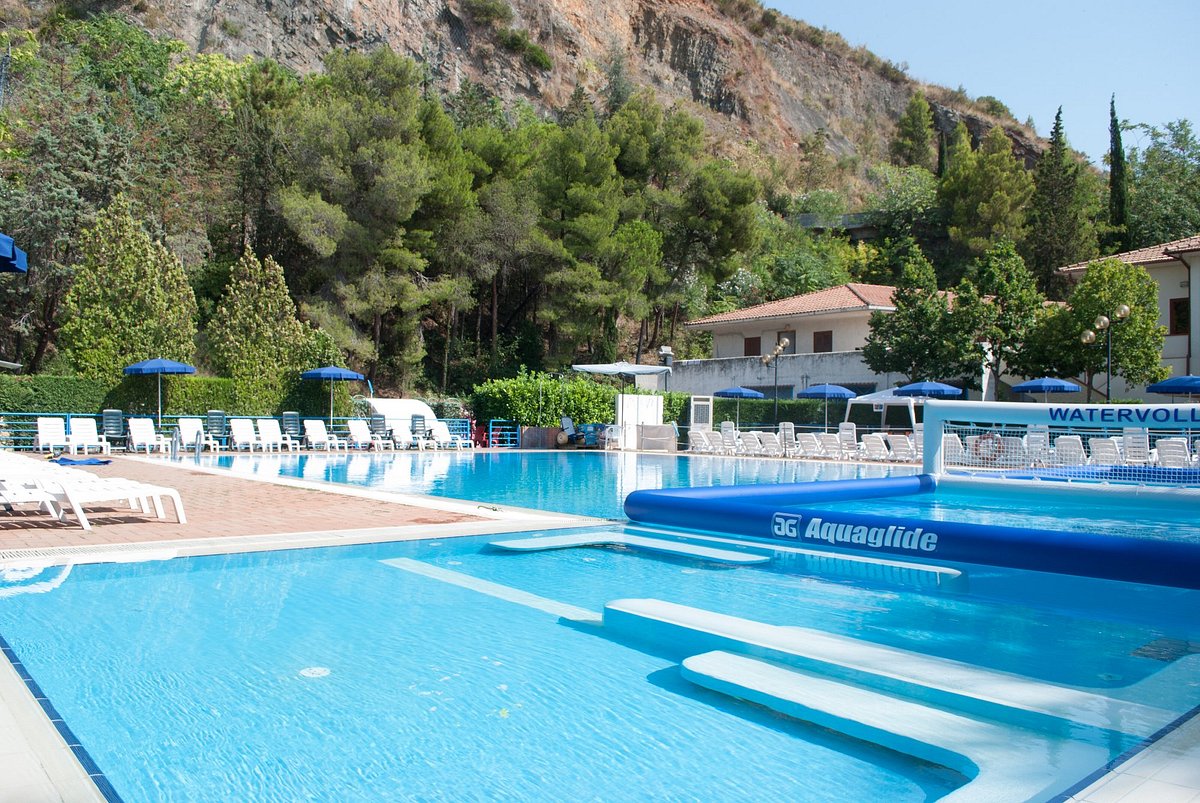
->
[256,418,299,452]
[347,418,394,450]
[428,420,470,449]
[67,417,111,455]
[228,418,262,451]
[34,417,71,453]
[1089,436,1122,466]
[177,417,222,452]
[303,419,348,451]
[127,417,169,455]
[1050,435,1087,466]
[861,433,891,461]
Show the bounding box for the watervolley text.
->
[771,513,938,552]
[1048,406,1200,425]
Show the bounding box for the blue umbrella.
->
[301,365,365,425]
[1146,375,1200,396]
[797,384,857,430]
[0,232,28,273]
[714,386,764,428]
[1011,377,1081,402]
[123,358,197,426]
[894,380,962,398]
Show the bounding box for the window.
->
[776,331,796,354]
[1170,298,1190,335]
[743,336,761,356]
[813,330,833,353]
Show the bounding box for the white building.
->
[1059,234,1200,399]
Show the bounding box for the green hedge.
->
[0,375,113,414]
[712,397,843,428]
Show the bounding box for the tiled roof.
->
[1059,234,1200,273]
[686,283,896,327]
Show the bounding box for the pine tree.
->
[940,125,1034,256]
[1024,108,1096,298]
[890,91,936,171]
[59,197,198,380]
[1108,95,1129,252]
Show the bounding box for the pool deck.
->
[0,452,1198,802]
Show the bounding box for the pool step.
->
[604,598,1175,738]
[680,650,1103,803]
[489,533,772,565]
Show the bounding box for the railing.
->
[487,419,520,448]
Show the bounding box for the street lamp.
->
[1080,304,1130,402]
[761,337,790,424]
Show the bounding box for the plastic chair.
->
[102,409,126,450]
[281,411,304,443]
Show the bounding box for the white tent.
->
[843,387,920,431]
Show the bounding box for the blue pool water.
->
[206,450,918,519]
[3,532,1197,801]
[797,479,1200,543]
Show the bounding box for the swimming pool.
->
[3,528,1196,801]
[205,450,918,519]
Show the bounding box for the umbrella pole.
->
[329,382,334,427]
[157,374,163,428]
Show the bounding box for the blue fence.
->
[487,420,520,448]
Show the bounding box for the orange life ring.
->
[972,433,1003,463]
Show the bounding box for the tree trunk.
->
[635,318,647,363]
[442,303,455,392]
[490,275,499,357]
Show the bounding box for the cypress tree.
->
[890,91,936,171]
[1024,108,1095,298]
[1108,95,1129,251]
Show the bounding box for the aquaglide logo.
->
[771,512,938,552]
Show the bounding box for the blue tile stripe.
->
[1046,702,1200,802]
[0,632,125,803]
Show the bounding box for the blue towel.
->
[49,456,112,465]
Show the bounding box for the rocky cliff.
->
[4,0,1041,166]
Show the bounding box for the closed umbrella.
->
[301,365,365,426]
[123,358,197,427]
[894,381,962,398]
[713,386,764,429]
[1011,377,1080,403]
[797,383,857,431]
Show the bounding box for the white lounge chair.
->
[794,432,822,459]
[257,418,299,452]
[127,418,169,454]
[739,431,766,456]
[433,420,472,449]
[34,417,71,453]
[885,433,917,462]
[942,433,966,465]
[838,422,863,458]
[67,418,110,455]
[1024,426,1050,466]
[303,419,347,451]
[177,417,222,452]
[1051,435,1087,466]
[391,420,427,450]
[229,418,263,451]
[777,422,800,457]
[1089,437,1122,466]
[687,429,710,453]
[758,432,784,457]
[1155,438,1192,468]
[817,433,843,459]
[347,418,394,450]
[861,433,891,461]
[1122,428,1152,466]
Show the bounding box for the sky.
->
[763,1,1199,166]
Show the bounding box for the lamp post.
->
[761,337,790,424]
[1080,304,1130,402]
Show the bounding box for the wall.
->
[658,351,883,396]
[707,312,873,358]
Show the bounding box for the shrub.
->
[463,0,513,26]
[0,375,113,414]
[497,28,551,70]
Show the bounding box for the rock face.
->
[6,0,1038,162]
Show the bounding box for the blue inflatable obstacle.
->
[623,476,1200,590]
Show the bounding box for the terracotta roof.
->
[1059,234,1200,273]
[686,283,896,328]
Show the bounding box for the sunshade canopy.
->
[571,361,671,379]
[894,380,962,398]
[301,365,365,381]
[1146,375,1200,395]
[123,358,196,376]
[713,386,765,399]
[796,383,856,400]
[0,233,27,273]
[1011,377,1080,394]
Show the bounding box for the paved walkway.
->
[0,456,478,550]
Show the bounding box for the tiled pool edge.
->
[0,634,108,802]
